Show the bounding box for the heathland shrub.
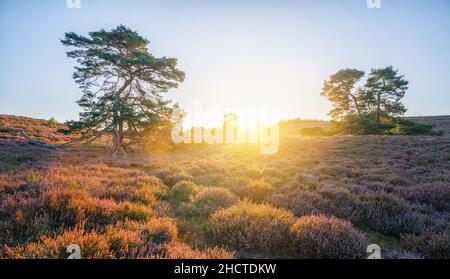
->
[403,183,450,212]
[161,241,235,259]
[103,226,142,258]
[193,187,239,216]
[163,170,193,186]
[3,216,232,259]
[359,192,424,236]
[138,218,178,244]
[42,188,118,231]
[130,186,158,206]
[209,200,295,254]
[401,230,450,259]
[0,184,48,247]
[238,180,274,202]
[115,202,154,222]
[315,188,365,224]
[169,181,204,202]
[104,218,179,258]
[271,191,322,216]
[290,215,367,259]
[4,226,114,259]
[271,188,364,224]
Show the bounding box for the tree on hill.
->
[62,25,185,156]
[365,66,409,123]
[322,66,437,135]
[320,69,365,120]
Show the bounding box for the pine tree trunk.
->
[112,125,127,157]
[376,93,381,123]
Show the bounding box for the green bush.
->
[193,187,238,216]
[47,117,58,127]
[169,181,204,202]
[116,202,154,222]
[337,114,395,135]
[330,114,442,136]
[396,119,441,135]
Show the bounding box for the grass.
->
[0,115,449,258]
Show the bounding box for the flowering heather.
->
[0,115,449,258]
[290,215,368,259]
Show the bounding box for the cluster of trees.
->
[62,26,440,155]
[320,67,438,135]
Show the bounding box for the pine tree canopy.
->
[61,25,185,156]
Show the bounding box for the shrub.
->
[115,202,154,222]
[359,192,424,236]
[103,226,142,258]
[130,186,158,206]
[332,114,396,135]
[271,188,364,224]
[103,218,179,258]
[299,126,326,136]
[290,215,367,259]
[0,184,47,247]
[193,187,238,216]
[169,181,204,202]
[161,241,235,259]
[396,119,441,135]
[43,188,118,230]
[163,171,193,186]
[315,188,365,224]
[271,191,322,216]
[209,200,295,254]
[138,218,178,244]
[239,180,274,202]
[401,230,450,259]
[4,227,114,259]
[47,117,58,128]
[403,183,450,212]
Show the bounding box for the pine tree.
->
[320,69,365,120]
[61,25,185,156]
[365,66,408,123]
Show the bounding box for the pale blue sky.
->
[0,0,449,123]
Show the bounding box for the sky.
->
[0,0,449,126]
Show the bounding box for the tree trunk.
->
[112,125,127,157]
[350,95,361,115]
[111,78,134,157]
[376,92,381,123]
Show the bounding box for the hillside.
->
[0,114,449,259]
[0,115,74,144]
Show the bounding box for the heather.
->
[0,115,449,259]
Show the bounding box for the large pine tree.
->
[365,66,409,122]
[62,25,185,156]
[320,69,365,120]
